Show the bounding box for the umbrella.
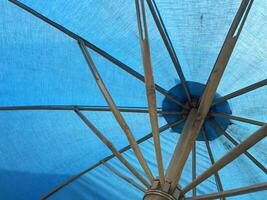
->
[1,0,266,199]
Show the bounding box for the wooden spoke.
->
[212,79,267,106]
[185,182,267,200]
[146,0,192,105]
[135,0,164,185]
[208,120,267,174]
[198,0,254,112]
[102,162,146,192]
[192,141,197,197]
[0,105,182,115]
[166,109,198,191]
[202,129,225,200]
[181,124,267,195]
[75,109,149,187]
[40,119,185,199]
[8,0,186,109]
[165,0,254,193]
[78,40,154,183]
[209,112,266,126]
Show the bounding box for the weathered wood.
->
[181,124,267,194]
[209,112,265,126]
[78,40,154,183]
[166,109,198,190]
[212,79,267,106]
[102,162,146,192]
[208,120,267,174]
[202,129,225,200]
[40,119,185,199]
[146,0,192,105]
[165,0,254,192]
[0,105,182,115]
[8,0,186,109]
[185,182,267,200]
[75,109,150,187]
[135,0,164,185]
[192,141,196,197]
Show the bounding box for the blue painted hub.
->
[162,81,232,141]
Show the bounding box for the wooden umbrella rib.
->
[74,109,150,187]
[0,105,182,115]
[40,118,185,199]
[135,0,164,185]
[8,0,186,109]
[165,0,253,192]
[209,112,266,126]
[165,109,198,191]
[146,0,192,105]
[102,162,146,193]
[212,79,267,106]
[185,182,267,200]
[78,40,154,183]
[208,120,267,174]
[181,124,267,195]
[202,129,225,200]
[192,141,197,197]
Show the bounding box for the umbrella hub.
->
[162,81,232,141]
[143,180,184,200]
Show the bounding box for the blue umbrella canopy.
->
[0,0,266,200]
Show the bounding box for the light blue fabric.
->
[0,0,266,199]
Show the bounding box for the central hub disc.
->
[162,81,232,141]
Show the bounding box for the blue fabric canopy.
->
[0,0,266,199]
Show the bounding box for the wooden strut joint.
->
[208,120,267,174]
[146,0,192,106]
[181,124,267,195]
[40,119,185,199]
[185,182,267,200]
[102,162,146,193]
[74,109,150,188]
[202,129,225,200]
[8,0,186,109]
[212,79,267,106]
[135,0,165,185]
[78,40,154,183]
[165,0,254,192]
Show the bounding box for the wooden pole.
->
[208,120,267,174]
[165,109,198,190]
[209,112,265,126]
[146,0,192,105]
[192,141,197,197]
[78,40,154,183]
[102,162,146,192]
[165,0,253,192]
[75,109,150,187]
[135,0,165,185]
[181,124,267,194]
[8,0,186,109]
[185,182,267,200]
[0,105,182,115]
[212,79,267,106]
[40,119,185,199]
[202,129,225,200]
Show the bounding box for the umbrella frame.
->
[4,0,267,200]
